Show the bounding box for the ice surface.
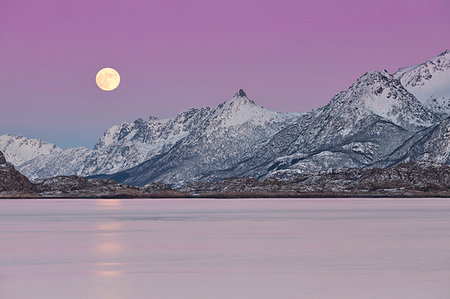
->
[1,198,450,299]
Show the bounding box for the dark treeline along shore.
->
[1,150,450,199]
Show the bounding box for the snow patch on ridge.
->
[0,134,62,166]
[395,50,450,115]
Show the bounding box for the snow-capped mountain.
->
[100,89,300,185]
[176,66,443,181]
[6,107,212,179]
[1,51,449,185]
[250,68,443,179]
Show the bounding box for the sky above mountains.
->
[1,0,449,148]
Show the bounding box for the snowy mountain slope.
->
[395,50,450,115]
[404,117,450,164]
[375,117,450,166]
[15,107,212,179]
[88,107,212,174]
[18,147,92,179]
[98,90,300,185]
[253,53,449,179]
[0,134,63,166]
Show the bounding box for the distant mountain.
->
[1,107,212,179]
[1,51,449,185]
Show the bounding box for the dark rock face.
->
[0,151,6,165]
[236,89,247,97]
[0,151,36,194]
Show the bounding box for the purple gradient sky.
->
[1,0,449,148]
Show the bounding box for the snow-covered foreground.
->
[1,198,450,299]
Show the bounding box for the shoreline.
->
[2,191,450,200]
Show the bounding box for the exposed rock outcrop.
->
[0,151,36,195]
[34,176,186,198]
[35,176,142,198]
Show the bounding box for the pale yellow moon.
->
[96,67,120,91]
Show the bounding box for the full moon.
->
[96,67,120,91]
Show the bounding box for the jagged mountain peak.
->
[352,70,392,88]
[224,88,255,105]
[206,89,292,133]
[235,89,247,97]
[94,106,212,151]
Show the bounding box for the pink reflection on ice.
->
[95,270,122,277]
[97,222,122,231]
[96,199,121,207]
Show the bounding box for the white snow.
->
[395,50,450,115]
[0,134,63,166]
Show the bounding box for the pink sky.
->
[1,0,449,147]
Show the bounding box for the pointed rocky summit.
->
[235,89,247,97]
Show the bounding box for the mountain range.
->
[1,50,449,186]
